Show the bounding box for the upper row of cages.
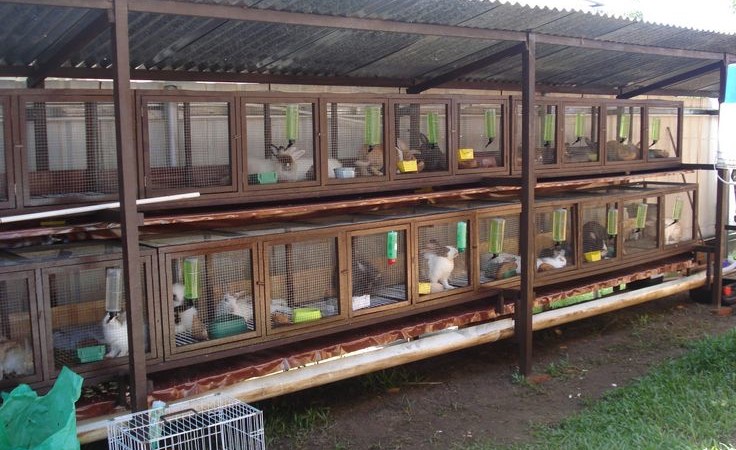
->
[0,182,696,387]
[0,90,683,214]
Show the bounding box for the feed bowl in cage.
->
[584,250,601,262]
[77,345,106,363]
[208,315,249,339]
[334,167,355,178]
[397,160,418,173]
[248,172,278,185]
[457,148,475,161]
[418,282,431,295]
[293,307,322,323]
[107,393,264,450]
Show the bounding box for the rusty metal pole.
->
[518,32,536,375]
[111,0,148,411]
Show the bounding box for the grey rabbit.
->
[418,133,446,171]
[582,221,608,254]
[351,259,384,297]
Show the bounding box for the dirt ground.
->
[259,292,736,450]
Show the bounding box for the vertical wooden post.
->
[713,58,731,309]
[518,33,536,376]
[111,0,147,411]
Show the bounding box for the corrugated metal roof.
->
[0,0,734,97]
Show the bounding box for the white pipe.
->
[0,192,200,224]
[76,272,704,444]
[165,101,179,167]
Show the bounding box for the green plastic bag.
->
[0,366,83,450]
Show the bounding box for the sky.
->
[516,0,736,33]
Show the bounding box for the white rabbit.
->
[273,147,312,182]
[102,311,128,358]
[327,158,343,178]
[664,219,682,244]
[216,291,254,323]
[0,337,33,380]
[172,282,208,341]
[424,241,459,291]
[536,247,567,270]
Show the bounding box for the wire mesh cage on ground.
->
[107,393,264,450]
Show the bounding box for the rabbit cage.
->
[140,231,260,358]
[456,100,506,174]
[478,209,522,285]
[0,266,41,386]
[21,94,119,206]
[107,393,264,450]
[245,98,317,186]
[0,241,158,383]
[324,99,387,181]
[140,93,237,195]
[393,100,449,175]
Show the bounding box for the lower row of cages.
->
[511,98,682,175]
[0,241,159,390]
[533,182,697,284]
[139,204,523,360]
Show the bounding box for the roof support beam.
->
[537,34,726,61]
[518,32,536,377]
[110,0,147,412]
[616,61,723,99]
[128,0,527,42]
[26,9,110,88]
[406,43,524,94]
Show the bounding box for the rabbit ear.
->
[269,144,280,158]
[396,138,409,152]
[289,149,306,160]
[420,133,429,145]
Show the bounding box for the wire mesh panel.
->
[167,248,255,349]
[605,105,643,162]
[350,230,408,312]
[146,100,233,192]
[647,106,679,159]
[24,100,118,204]
[622,197,659,255]
[326,102,385,179]
[108,393,264,450]
[246,102,316,185]
[0,273,37,384]
[663,192,693,246]
[581,203,617,264]
[479,214,521,284]
[417,220,470,296]
[458,102,504,171]
[535,208,575,273]
[0,101,8,204]
[394,102,448,174]
[47,262,151,370]
[563,105,600,164]
[267,237,339,328]
[515,103,557,168]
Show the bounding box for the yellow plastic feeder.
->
[584,250,601,262]
[418,282,431,295]
[293,307,322,323]
[397,160,418,173]
[457,148,475,161]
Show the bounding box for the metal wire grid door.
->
[169,249,254,348]
[0,274,36,382]
[268,237,339,328]
[350,230,407,311]
[534,208,575,272]
[478,214,520,284]
[622,197,659,255]
[563,105,600,165]
[394,102,448,173]
[458,103,503,170]
[326,102,385,178]
[664,192,692,245]
[581,203,616,263]
[48,263,150,369]
[0,102,7,203]
[24,101,118,202]
[245,102,316,184]
[417,221,470,294]
[108,393,264,450]
[146,101,233,190]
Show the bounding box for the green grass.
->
[467,329,736,450]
